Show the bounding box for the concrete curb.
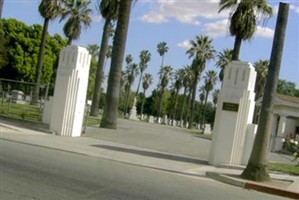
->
[206,172,299,199]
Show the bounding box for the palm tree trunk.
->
[201,90,210,131]
[172,90,178,122]
[198,100,203,125]
[241,3,289,181]
[32,18,49,105]
[232,35,242,61]
[180,87,187,122]
[157,88,164,118]
[100,0,132,129]
[90,18,111,117]
[67,38,72,45]
[124,85,131,116]
[141,89,146,115]
[136,71,143,96]
[188,73,199,129]
[184,88,192,125]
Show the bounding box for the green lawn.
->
[269,162,299,176]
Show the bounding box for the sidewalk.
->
[0,119,298,199]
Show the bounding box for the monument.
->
[129,97,139,120]
[209,61,256,166]
[49,45,91,137]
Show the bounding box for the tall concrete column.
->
[274,115,287,151]
[209,61,256,166]
[50,45,91,137]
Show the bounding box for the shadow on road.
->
[91,144,208,165]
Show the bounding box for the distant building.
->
[256,94,299,151]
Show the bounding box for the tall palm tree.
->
[202,70,217,130]
[136,50,151,96]
[186,35,215,129]
[124,63,138,115]
[215,48,233,82]
[100,0,133,129]
[171,68,184,122]
[179,65,193,124]
[198,85,205,125]
[0,0,4,19]
[254,59,269,100]
[32,0,62,105]
[60,0,92,45]
[90,0,118,117]
[241,3,289,181]
[219,0,272,60]
[104,45,113,70]
[140,73,153,115]
[212,89,219,108]
[157,65,172,118]
[87,44,100,58]
[157,41,169,85]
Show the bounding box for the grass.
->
[269,162,299,176]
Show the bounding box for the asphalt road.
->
[0,140,287,200]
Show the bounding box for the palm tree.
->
[32,0,62,105]
[241,3,289,181]
[157,42,169,85]
[198,85,205,125]
[136,50,151,96]
[90,0,118,117]
[60,0,92,45]
[202,70,217,130]
[100,0,133,128]
[171,68,184,122]
[104,45,113,70]
[0,0,4,19]
[140,73,153,115]
[215,48,233,82]
[87,44,100,58]
[254,59,269,100]
[186,35,215,129]
[157,65,172,118]
[219,0,272,60]
[212,89,219,108]
[124,61,138,115]
[179,65,193,124]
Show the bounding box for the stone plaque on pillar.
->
[50,45,91,137]
[209,61,256,166]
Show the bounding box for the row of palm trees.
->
[5,0,276,182]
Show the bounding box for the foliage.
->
[277,79,299,97]
[282,137,299,166]
[0,18,66,92]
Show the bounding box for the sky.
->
[2,0,299,96]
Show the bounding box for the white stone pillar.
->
[274,115,287,151]
[209,61,256,166]
[50,45,91,137]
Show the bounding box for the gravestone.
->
[129,97,139,120]
[203,124,211,134]
[209,61,256,166]
[50,45,91,137]
[148,115,154,123]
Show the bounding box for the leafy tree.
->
[140,73,153,115]
[99,0,133,129]
[32,0,62,104]
[202,70,217,130]
[0,19,66,95]
[218,0,272,60]
[136,50,151,96]
[186,35,215,129]
[277,79,298,97]
[90,0,118,117]
[60,0,92,45]
[254,59,269,100]
[215,48,232,82]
